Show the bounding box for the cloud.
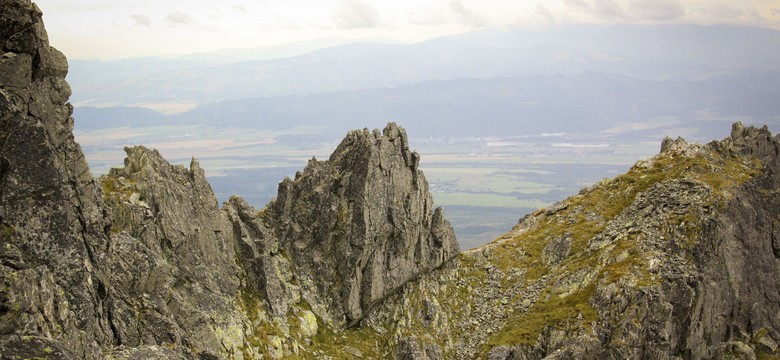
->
[532,4,557,25]
[165,10,193,26]
[564,0,627,21]
[232,4,248,14]
[406,7,449,26]
[449,1,488,27]
[130,14,151,28]
[404,1,491,28]
[626,0,684,21]
[332,0,380,29]
[694,3,745,18]
[687,3,773,27]
[563,0,685,22]
[257,18,307,32]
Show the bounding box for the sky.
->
[35,0,780,60]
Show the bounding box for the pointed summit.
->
[239,122,460,324]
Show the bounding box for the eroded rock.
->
[261,123,459,324]
[1,0,113,357]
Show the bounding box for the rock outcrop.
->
[101,147,248,359]
[98,128,459,358]
[256,124,459,324]
[355,123,780,359]
[1,1,113,358]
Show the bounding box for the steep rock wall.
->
[100,127,460,357]
[684,124,780,358]
[102,147,248,359]
[0,0,113,357]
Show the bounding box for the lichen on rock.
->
[1,0,114,357]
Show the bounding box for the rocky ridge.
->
[349,123,780,359]
[1,1,458,358]
[2,1,780,359]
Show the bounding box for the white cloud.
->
[31,0,780,60]
[686,2,775,27]
[449,1,489,27]
[406,6,449,26]
[130,14,151,28]
[562,0,687,22]
[332,0,380,29]
[404,1,490,28]
[696,3,745,18]
[165,10,193,26]
[257,17,307,32]
[626,0,685,21]
[532,4,557,25]
[564,0,627,21]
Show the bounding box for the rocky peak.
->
[99,126,460,356]
[329,122,421,173]
[660,135,688,153]
[101,146,248,359]
[102,146,224,253]
[719,121,780,169]
[1,0,68,81]
[253,122,459,325]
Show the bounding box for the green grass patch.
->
[309,321,384,359]
[487,281,598,347]
[480,147,762,349]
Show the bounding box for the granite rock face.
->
[101,147,249,359]
[99,128,459,356]
[1,0,113,357]
[683,124,780,359]
[261,124,459,324]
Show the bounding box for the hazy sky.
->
[35,0,780,60]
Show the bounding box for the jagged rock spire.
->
[235,122,459,324]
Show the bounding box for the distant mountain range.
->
[75,69,780,142]
[70,24,780,141]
